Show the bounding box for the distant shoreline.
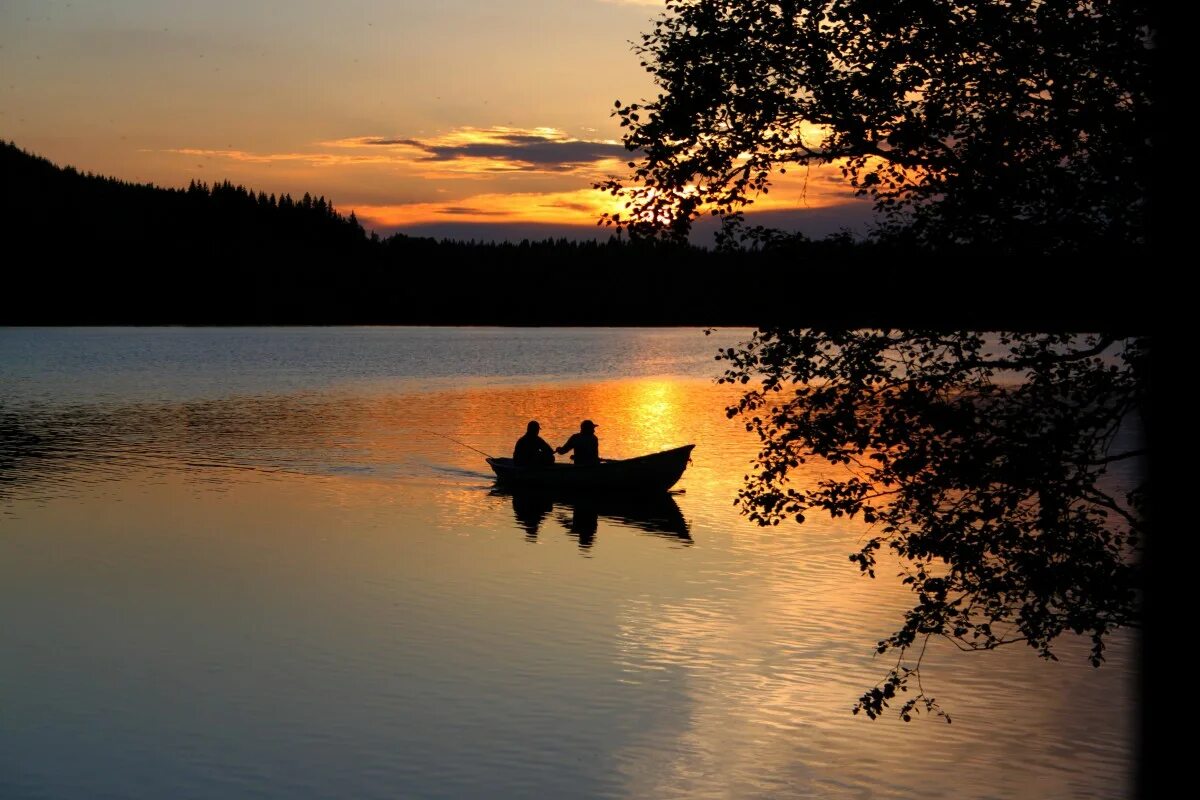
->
[3,142,1153,332]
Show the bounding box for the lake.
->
[0,327,1138,799]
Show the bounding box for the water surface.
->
[0,328,1138,799]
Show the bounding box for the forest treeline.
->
[2,142,1149,329]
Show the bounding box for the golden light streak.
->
[352,188,628,226]
[163,148,408,167]
[409,157,631,181]
[167,126,629,179]
[324,126,600,149]
[353,173,857,228]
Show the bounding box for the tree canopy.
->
[714,329,1146,721]
[601,0,1155,252]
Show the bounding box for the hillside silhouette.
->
[2,142,1149,329]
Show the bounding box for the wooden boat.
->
[486,444,695,493]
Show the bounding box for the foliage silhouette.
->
[714,328,1146,721]
[600,0,1154,253]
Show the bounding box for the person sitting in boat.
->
[556,420,600,466]
[513,420,555,466]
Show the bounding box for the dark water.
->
[1,328,1137,799]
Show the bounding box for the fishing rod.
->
[419,428,496,460]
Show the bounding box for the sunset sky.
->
[1,0,873,241]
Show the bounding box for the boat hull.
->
[487,444,695,493]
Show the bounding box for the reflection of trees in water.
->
[499,488,691,550]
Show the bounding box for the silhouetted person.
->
[556,420,599,466]
[513,420,555,466]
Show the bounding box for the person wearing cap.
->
[513,420,555,466]
[556,420,600,466]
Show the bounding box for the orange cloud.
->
[324,126,632,178]
[162,148,405,167]
[166,126,631,181]
[353,188,625,226]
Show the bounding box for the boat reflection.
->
[494,487,692,549]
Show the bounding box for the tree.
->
[599,0,1154,252]
[713,329,1146,721]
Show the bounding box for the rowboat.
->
[486,444,695,493]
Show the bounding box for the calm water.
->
[1,328,1138,799]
